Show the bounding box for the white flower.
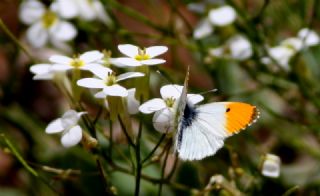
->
[281,37,303,52]
[261,154,281,178]
[45,110,86,147]
[139,85,203,132]
[298,28,320,47]
[49,51,104,72]
[262,45,295,71]
[208,5,237,26]
[77,66,144,98]
[115,44,168,67]
[228,35,252,60]
[193,19,213,39]
[19,0,77,48]
[54,0,112,26]
[208,35,252,61]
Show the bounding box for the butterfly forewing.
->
[176,101,259,160]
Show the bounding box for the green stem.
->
[0,19,34,61]
[134,120,143,196]
[158,144,170,196]
[141,134,166,165]
[118,115,135,147]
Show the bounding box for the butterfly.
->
[173,69,259,161]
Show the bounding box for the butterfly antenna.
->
[156,70,174,84]
[198,89,218,95]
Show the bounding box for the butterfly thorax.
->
[177,102,198,148]
[181,102,198,129]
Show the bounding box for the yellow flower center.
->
[106,72,117,86]
[164,97,176,108]
[135,48,150,61]
[41,11,57,29]
[70,58,85,68]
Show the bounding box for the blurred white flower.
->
[209,35,252,61]
[19,0,77,48]
[193,19,213,40]
[228,35,252,60]
[281,37,303,52]
[208,5,237,26]
[29,64,56,80]
[45,110,86,147]
[261,153,281,178]
[50,51,104,72]
[115,44,168,67]
[139,85,203,133]
[54,0,112,26]
[298,28,320,47]
[262,45,295,71]
[77,66,144,97]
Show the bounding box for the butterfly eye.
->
[226,108,231,112]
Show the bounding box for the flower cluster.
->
[262,28,320,71]
[19,0,110,49]
[30,44,168,147]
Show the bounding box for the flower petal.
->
[94,91,106,98]
[77,78,105,89]
[53,0,78,19]
[49,55,72,64]
[160,85,183,99]
[103,84,128,97]
[116,72,144,82]
[187,94,204,104]
[61,125,82,147]
[77,0,96,20]
[26,22,48,48]
[33,73,54,80]
[61,110,80,129]
[115,58,142,67]
[46,118,64,134]
[51,64,73,71]
[127,88,140,114]
[193,19,213,39]
[50,21,77,41]
[281,37,303,51]
[118,44,139,58]
[140,59,165,65]
[80,51,104,63]
[30,64,51,75]
[93,1,113,26]
[146,46,168,58]
[298,28,320,47]
[209,5,236,26]
[89,65,112,79]
[152,108,174,133]
[19,0,45,25]
[139,98,166,114]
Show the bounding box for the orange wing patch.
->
[225,102,259,135]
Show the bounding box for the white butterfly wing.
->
[177,119,225,161]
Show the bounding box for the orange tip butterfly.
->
[173,68,259,161]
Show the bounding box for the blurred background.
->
[1,0,320,195]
